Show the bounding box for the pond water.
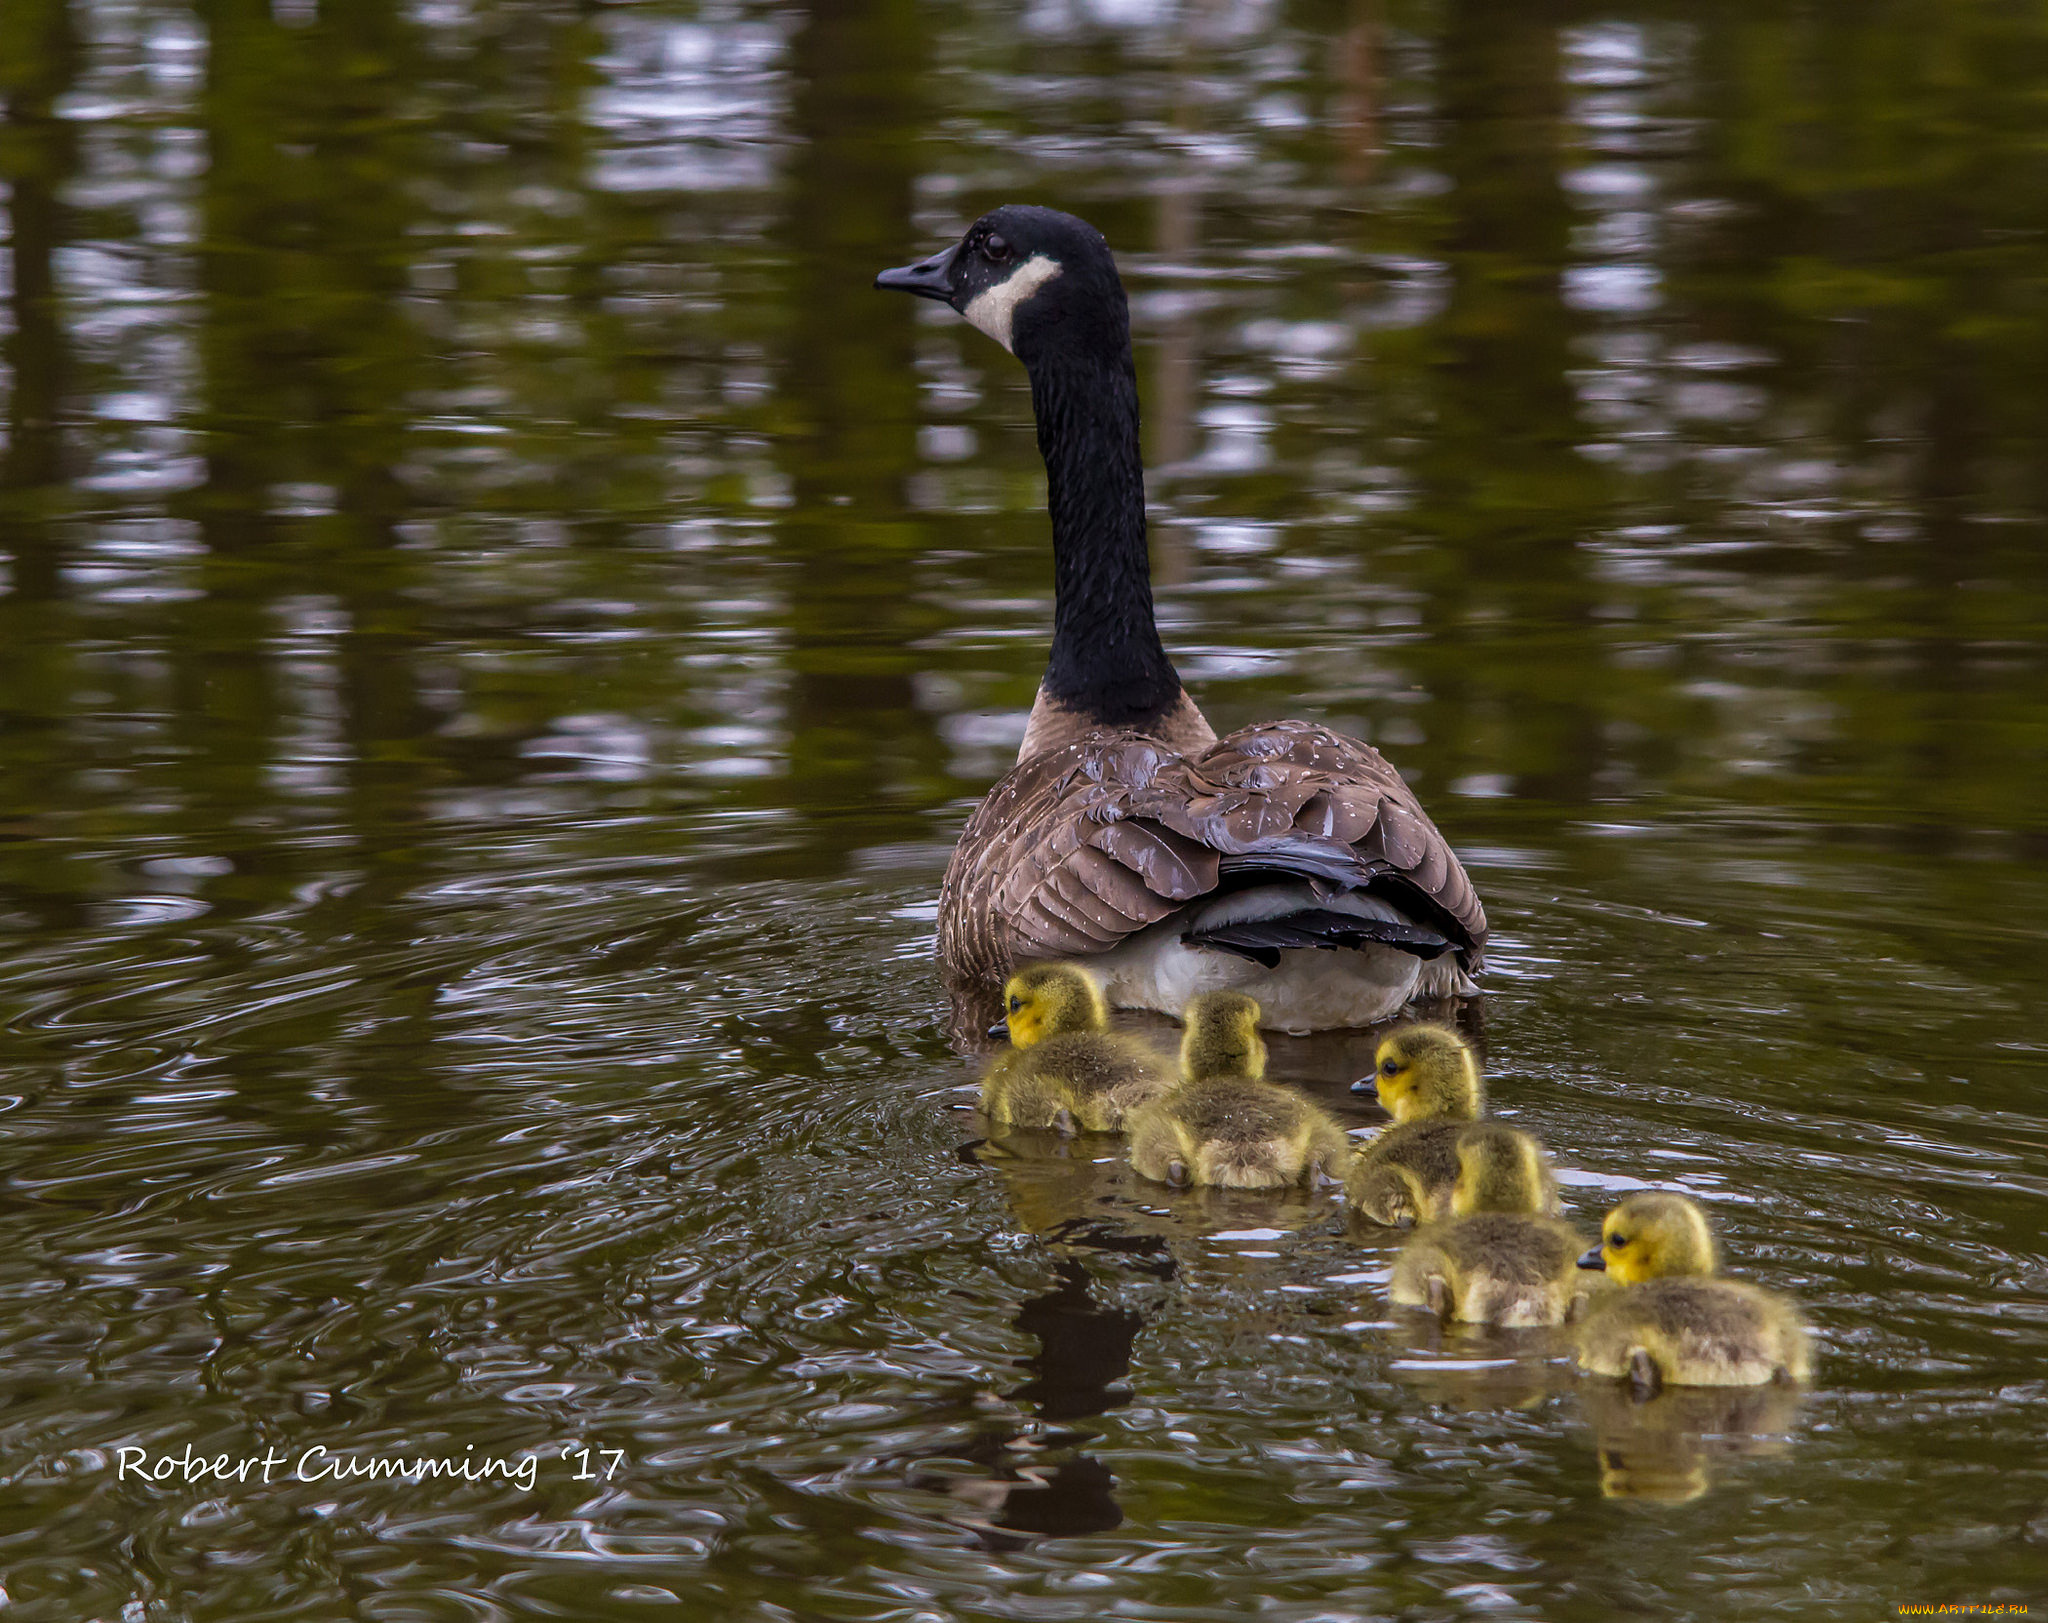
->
[3,0,2047,1616]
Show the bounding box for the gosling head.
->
[1000,962,1109,1049]
[1179,991,1266,1083]
[1355,1023,1482,1125]
[874,205,1126,365]
[1449,1122,1553,1217]
[1578,1192,1720,1285]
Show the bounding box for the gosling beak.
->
[1578,1246,1607,1272]
[874,243,959,302]
[986,1020,1010,1042]
[1350,1077,1379,1101]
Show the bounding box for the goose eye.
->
[984,232,1010,261]
[1008,995,1023,1013]
[1608,1234,1628,1249]
[1380,1057,1399,1077]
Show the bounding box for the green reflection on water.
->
[0,0,2045,1616]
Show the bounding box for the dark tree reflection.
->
[0,0,84,941]
[771,0,948,851]
[180,0,463,1128]
[1403,0,1609,807]
[0,0,79,604]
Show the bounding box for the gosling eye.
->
[985,232,1011,261]
[1607,1234,1629,1250]
[1008,995,1023,1013]
[1380,1057,1399,1077]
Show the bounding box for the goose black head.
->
[874,205,1128,367]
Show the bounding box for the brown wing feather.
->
[939,720,1487,998]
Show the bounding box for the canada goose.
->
[980,962,1172,1133]
[876,206,1485,1034]
[1574,1192,1811,1395]
[1345,1024,1510,1225]
[1388,1123,1591,1326]
[1125,992,1350,1188]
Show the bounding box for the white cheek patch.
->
[961,255,1063,353]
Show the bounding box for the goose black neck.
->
[1026,347,1183,731]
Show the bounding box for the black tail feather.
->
[1181,907,1454,968]
[1213,844,1475,959]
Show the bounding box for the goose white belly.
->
[1090,884,1473,1034]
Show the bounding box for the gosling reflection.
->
[970,1123,1340,1261]
[967,1129,1138,1243]
[1379,1314,1577,1412]
[1579,1381,1805,1504]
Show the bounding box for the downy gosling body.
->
[1346,1025,1514,1225]
[980,962,1171,1134]
[1389,1123,1590,1327]
[1126,992,1349,1189]
[1574,1192,1811,1394]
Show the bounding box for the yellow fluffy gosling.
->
[1389,1123,1591,1327]
[1345,1024,1504,1225]
[1126,992,1349,1189]
[1574,1192,1811,1395]
[980,963,1171,1134]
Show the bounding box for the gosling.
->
[1574,1192,1811,1395]
[1388,1123,1591,1327]
[1126,992,1350,1189]
[980,963,1171,1134]
[1346,1024,1510,1225]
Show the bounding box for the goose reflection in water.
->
[920,1255,1152,1546]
